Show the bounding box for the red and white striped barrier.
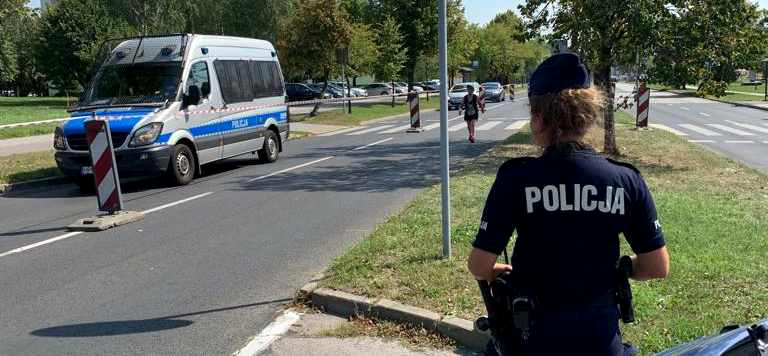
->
[636,83,650,128]
[85,119,123,213]
[408,93,421,129]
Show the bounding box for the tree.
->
[520,0,669,155]
[277,0,352,115]
[0,0,25,85]
[369,0,442,88]
[651,0,768,97]
[9,8,47,96]
[36,0,132,92]
[446,12,478,86]
[347,23,378,85]
[373,16,406,84]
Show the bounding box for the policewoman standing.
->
[468,53,669,355]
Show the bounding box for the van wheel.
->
[168,144,195,185]
[259,131,279,163]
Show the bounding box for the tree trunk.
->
[595,59,618,155]
[310,76,328,117]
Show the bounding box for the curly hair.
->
[529,86,604,145]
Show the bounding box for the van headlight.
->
[129,123,163,147]
[54,127,68,150]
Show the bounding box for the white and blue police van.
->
[54,34,289,187]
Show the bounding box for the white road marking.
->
[347,125,395,135]
[724,120,768,134]
[764,141,768,144]
[448,123,467,132]
[705,124,754,136]
[379,124,414,134]
[475,121,502,131]
[699,112,711,117]
[353,137,393,150]
[688,140,716,143]
[0,191,216,259]
[317,127,361,137]
[421,122,442,131]
[680,107,691,111]
[247,156,335,182]
[649,124,688,136]
[233,309,301,356]
[0,232,83,258]
[142,192,215,214]
[724,140,755,144]
[486,104,504,111]
[505,121,529,130]
[679,124,722,136]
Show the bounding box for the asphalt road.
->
[617,82,768,173]
[0,98,528,355]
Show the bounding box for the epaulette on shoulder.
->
[606,157,641,174]
[498,156,536,172]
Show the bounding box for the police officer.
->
[467,53,669,356]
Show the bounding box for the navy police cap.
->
[528,53,591,96]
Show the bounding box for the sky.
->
[24,0,768,24]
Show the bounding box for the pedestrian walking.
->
[468,53,669,355]
[509,84,515,101]
[463,85,483,143]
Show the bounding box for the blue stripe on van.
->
[63,110,154,136]
[156,110,287,145]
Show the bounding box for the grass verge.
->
[648,84,767,102]
[293,99,440,126]
[0,97,71,125]
[320,111,768,353]
[0,123,58,140]
[0,151,61,185]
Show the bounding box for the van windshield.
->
[80,62,183,107]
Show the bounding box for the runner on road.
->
[463,85,483,143]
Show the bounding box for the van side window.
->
[214,60,284,104]
[187,61,211,99]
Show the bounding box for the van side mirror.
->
[184,85,201,107]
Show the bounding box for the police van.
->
[54,34,289,187]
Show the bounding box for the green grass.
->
[0,123,58,140]
[321,111,768,354]
[294,99,441,126]
[648,84,768,102]
[0,151,61,185]
[0,97,72,125]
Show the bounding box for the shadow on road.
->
[30,297,292,337]
[234,140,496,194]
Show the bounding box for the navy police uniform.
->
[473,143,665,355]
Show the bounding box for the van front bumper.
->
[55,145,171,179]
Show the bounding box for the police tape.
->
[178,90,439,117]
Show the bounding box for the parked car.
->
[330,82,367,97]
[365,83,394,96]
[286,83,324,102]
[447,82,481,110]
[392,82,408,94]
[422,80,440,91]
[402,82,424,93]
[309,83,343,98]
[480,82,506,102]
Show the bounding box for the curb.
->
[0,176,70,195]
[299,282,490,352]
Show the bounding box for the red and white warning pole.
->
[85,118,123,213]
[636,83,650,128]
[407,93,422,133]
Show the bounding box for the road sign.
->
[636,83,650,128]
[85,118,123,213]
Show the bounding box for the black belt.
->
[534,291,616,312]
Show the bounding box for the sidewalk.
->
[0,134,52,157]
[262,312,473,356]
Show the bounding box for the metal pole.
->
[763,59,768,101]
[438,0,451,258]
[341,64,347,113]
